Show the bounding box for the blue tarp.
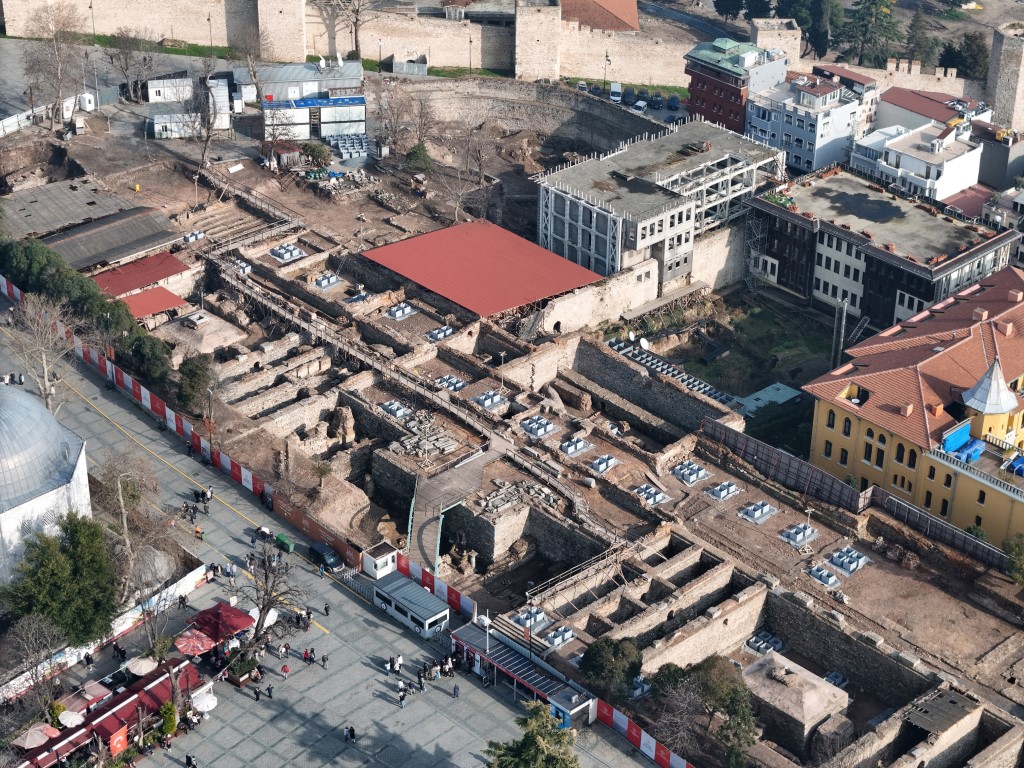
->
[942,421,972,453]
[263,96,365,109]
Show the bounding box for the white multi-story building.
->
[850,122,983,202]
[746,73,861,172]
[535,121,785,289]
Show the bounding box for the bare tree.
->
[411,94,437,147]
[9,615,67,723]
[370,77,410,151]
[92,448,160,606]
[170,61,221,169]
[233,25,274,136]
[435,129,485,224]
[107,27,158,102]
[7,295,80,414]
[22,1,86,129]
[650,681,705,756]
[310,0,382,60]
[139,591,178,663]
[235,543,307,660]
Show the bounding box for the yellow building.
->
[803,266,1024,544]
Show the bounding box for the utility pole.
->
[207,12,213,50]
[89,0,96,39]
[468,36,472,75]
[603,50,610,95]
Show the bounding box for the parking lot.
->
[570,79,690,124]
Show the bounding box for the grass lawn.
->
[568,79,690,100]
[744,397,815,460]
[85,34,234,59]
[426,66,512,78]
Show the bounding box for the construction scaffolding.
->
[744,210,768,294]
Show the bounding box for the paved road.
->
[638,1,736,40]
[0,311,645,768]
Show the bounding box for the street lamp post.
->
[207,12,213,50]
[378,39,383,71]
[88,1,96,39]
[603,50,610,95]
[469,36,473,75]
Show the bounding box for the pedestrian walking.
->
[250,533,257,549]
[418,673,424,693]
[281,664,290,679]
[324,603,330,617]
[399,691,406,708]
[203,501,209,515]
[310,648,316,665]
[303,649,310,665]
[388,656,395,675]
[348,727,356,743]
[321,655,328,669]
[266,684,274,700]
[254,686,261,702]
[306,607,313,622]
[344,727,350,742]
[185,755,195,768]
[319,564,325,579]
[453,684,460,699]
[207,485,214,502]
[230,562,237,578]
[397,679,406,694]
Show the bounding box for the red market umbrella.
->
[191,602,254,643]
[174,629,216,655]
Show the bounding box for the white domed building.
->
[0,386,90,582]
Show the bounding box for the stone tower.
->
[750,18,802,70]
[515,0,562,82]
[258,0,308,62]
[990,23,1024,131]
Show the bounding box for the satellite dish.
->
[318,56,326,68]
[639,338,650,350]
[627,330,636,341]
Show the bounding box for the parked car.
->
[650,92,664,110]
[638,88,650,103]
[623,87,637,106]
[667,94,681,111]
[664,114,679,124]
[590,83,603,96]
[309,542,343,573]
[609,82,623,103]
[577,80,588,91]
[631,100,648,114]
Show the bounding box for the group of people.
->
[390,653,462,706]
[180,500,209,523]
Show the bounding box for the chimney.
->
[997,320,1015,336]
[900,403,914,416]
[927,403,944,417]
[973,308,989,321]
[1009,289,1024,303]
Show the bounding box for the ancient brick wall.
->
[990,25,1024,132]
[515,2,561,82]
[556,20,692,88]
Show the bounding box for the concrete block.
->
[825,610,846,628]
[894,651,921,669]
[760,574,781,589]
[855,631,885,648]
[705,606,723,619]
[786,591,815,609]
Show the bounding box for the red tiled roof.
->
[122,287,188,319]
[942,183,995,216]
[92,251,190,297]
[881,88,975,124]
[561,0,639,31]
[803,267,1024,448]
[811,64,876,87]
[361,220,601,317]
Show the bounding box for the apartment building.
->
[684,38,788,134]
[536,121,785,288]
[803,266,1024,542]
[746,73,860,172]
[850,122,983,202]
[747,169,1020,326]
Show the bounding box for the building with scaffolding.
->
[535,121,786,291]
[745,168,1020,328]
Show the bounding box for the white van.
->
[631,100,648,114]
[609,82,622,103]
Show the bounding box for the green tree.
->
[776,0,841,57]
[966,523,989,542]
[840,0,903,66]
[132,335,172,384]
[0,239,64,293]
[485,700,580,768]
[178,353,215,413]
[301,141,333,168]
[579,637,642,702]
[1004,533,1024,585]
[714,0,745,20]
[718,687,758,768]
[0,513,117,644]
[744,0,773,21]
[159,700,178,735]
[939,31,990,79]
[686,655,746,715]
[905,9,940,66]
[407,142,433,172]
[650,662,687,694]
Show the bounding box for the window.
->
[928,466,935,480]
[844,265,851,279]
[824,440,833,458]
[925,490,932,508]
[895,443,905,463]
[863,443,872,462]
[940,499,949,516]
[827,410,836,429]
[393,604,409,618]
[842,418,851,437]
[816,253,823,266]
[877,434,886,445]
[875,448,885,468]
[814,277,821,291]
[866,428,874,439]
[976,515,983,527]
[840,448,849,465]
[944,473,952,488]
[908,450,917,469]
[978,490,986,504]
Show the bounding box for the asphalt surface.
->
[638,1,736,40]
[0,308,646,768]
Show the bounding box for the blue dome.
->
[0,386,82,512]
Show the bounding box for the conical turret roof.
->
[962,356,1019,415]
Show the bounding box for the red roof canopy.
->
[191,602,254,643]
[122,287,188,319]
[92,251,189,297]
[362,220,600,317]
